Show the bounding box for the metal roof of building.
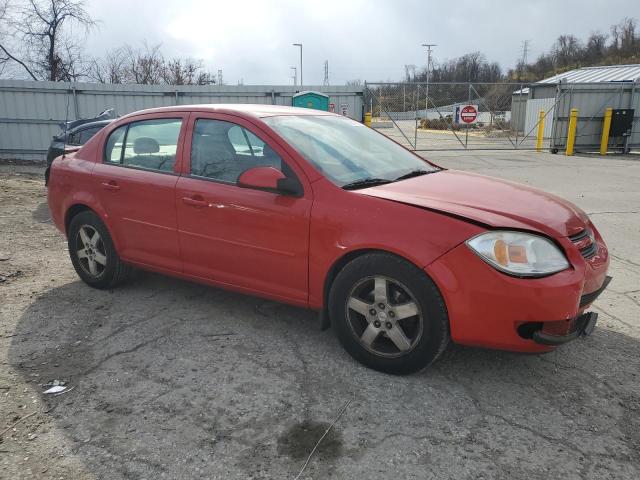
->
[537,64,640,84]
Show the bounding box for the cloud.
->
[83,0,637,85]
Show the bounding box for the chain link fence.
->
[364,81,640,153]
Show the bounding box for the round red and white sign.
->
[460,105,478,124]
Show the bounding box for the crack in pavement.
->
[592,305,637,330]
[610,254,640,269]
[77,320,182,377]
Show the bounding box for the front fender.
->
[307,179,484,309]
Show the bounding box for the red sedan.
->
[47,105,611,374]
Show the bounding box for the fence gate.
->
[364,82,552,151]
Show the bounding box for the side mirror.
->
[238,166,286,191]
[237,166,303,196]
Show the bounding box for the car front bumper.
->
[425,228,610,353]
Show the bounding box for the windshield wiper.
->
[342,178,392,190]
[394,169,438,181]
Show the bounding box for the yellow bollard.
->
[600,107,613,155]
[536,110,545,152]
[364,112,372,127]
[566,108,578,156]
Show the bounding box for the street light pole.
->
[421,43,436,118]
[290,66,297,86]
[293,43,303,89]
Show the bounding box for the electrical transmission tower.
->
[323,60,329,86]
[520,40,530,66]
[217,69,224,85]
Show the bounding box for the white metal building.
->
[511,64,640,152]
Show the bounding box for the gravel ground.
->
[1,151,639,480]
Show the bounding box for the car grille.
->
[569,228,597,259]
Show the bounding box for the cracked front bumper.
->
[425,232,610,353]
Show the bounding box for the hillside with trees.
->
[412,17,639,84]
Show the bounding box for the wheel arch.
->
[64,203,93,234]
[64,202,120,252]
[322,248,425,311]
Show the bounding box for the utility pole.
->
[293,43,303,89]
[323,60,329,86]
[421,44,436,117]
[290,66,297,86]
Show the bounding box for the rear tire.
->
[68,210,132,289]
[329,253,449,375]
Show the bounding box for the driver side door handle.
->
[182,196,209,208]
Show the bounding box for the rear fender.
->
[62,193,120,251]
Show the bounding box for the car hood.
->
[357,169,588,238]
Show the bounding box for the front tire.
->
[68,210,132,289]
[329,253,449,374]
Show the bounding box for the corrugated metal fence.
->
[0,80,364,161]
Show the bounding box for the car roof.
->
[119,104,336,121]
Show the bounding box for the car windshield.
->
[262,115,439,188]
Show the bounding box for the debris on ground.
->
[42,380,72,395]
[0,270,22,282]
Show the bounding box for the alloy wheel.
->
[75,224,107,278]
[345,275,423,358]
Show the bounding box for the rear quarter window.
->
[104,125,127,163]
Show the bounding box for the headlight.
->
[466,231,569,277]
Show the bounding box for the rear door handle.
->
[101,181,120,191]
[182,196,209,208]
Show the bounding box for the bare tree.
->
[0,0,95,81]
[162,57,215,85]
[125,43,164,85]
[618,18,637,55]
[0,0,39,79]
[552,34,584,68]
[88,46,128,84]
[89,43,216,86]
[195,70,215,85]
[585,31,608,63]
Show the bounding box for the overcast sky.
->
[83,0,638,85]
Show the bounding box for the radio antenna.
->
[62,86,70,159]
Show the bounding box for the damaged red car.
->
[47,105,611,374]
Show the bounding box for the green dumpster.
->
[292,91,329,111]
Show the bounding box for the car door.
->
[175,113,311,305]
[92,113,188,272]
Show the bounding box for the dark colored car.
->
[45,109,117,184]
[46,120,112,164]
